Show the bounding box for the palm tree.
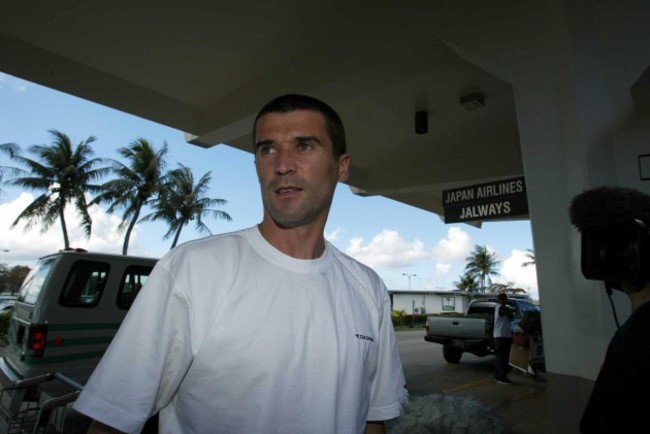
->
[453,271,480,292]
[487,282,519,295]
[0,142,24,199]
[4,130,109,249]
[522,248,536,267]
[92,138,168,255]
[464,244,501,293]
[141,164,232,249]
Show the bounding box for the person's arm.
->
[366,421,386,434]
[87,420,125,434]
[75,258,192,433]
[499,305,514,320]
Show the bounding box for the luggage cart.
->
[509,326,546,380]
[0,363,83,434]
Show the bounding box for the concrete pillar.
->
[442,0,650,431]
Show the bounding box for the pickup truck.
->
[424,297,539,363]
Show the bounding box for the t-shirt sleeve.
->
[366,284,408,421]
[73,258,193,433]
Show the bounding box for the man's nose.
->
[274,149,296,176]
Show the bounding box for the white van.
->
[0,250,157,432]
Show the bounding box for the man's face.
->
[254,110,350,229]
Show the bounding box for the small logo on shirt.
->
[355,333,375,342]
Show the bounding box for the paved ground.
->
[1,329,552,433]
[395,328,551,434]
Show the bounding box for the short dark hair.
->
[253,94,347,158]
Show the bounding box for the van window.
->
[60,261,110,307]
[17,257,57,305]
[117,265,153,310]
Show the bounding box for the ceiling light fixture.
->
[460,92,485,110]
[415,110,428,134]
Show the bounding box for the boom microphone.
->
[569,186,650,231]
[569,186,650,288]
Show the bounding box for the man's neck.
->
[258,221,326,259]
[629,287,650,311]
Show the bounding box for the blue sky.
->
[0,72,539,299]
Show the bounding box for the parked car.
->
[0,299,15,312]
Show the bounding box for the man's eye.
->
[298,142,312,151]
[258,145,275,155]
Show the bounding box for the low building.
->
[389,290,534,315]
[389,290,472,315]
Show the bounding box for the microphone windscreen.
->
[569,186,650,231]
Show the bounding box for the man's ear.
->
[338,153,350,182]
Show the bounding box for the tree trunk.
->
[59,207,70,249]
[122,206,142,255]
[170,219,186,249]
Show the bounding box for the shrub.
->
[392,310,429,328]
[405,314,428,328]
[392,309,407,327]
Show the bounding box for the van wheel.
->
[443,345,462,363]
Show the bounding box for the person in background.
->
[494,292,514,385]
[73,94,408,434]
[569,185,650,433]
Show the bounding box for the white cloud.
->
[0,192,131,264]
[345,229,429,268]
[325,227,343,242]
[495,248,539,299]
[432,226,473,262]
[436,262,452,275]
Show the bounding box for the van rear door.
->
[5,255,59,369]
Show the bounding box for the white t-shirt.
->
[493,303,512,338]
[73,226,407,434]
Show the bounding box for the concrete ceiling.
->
[0,1,524,219]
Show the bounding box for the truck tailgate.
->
[426,316,488,339]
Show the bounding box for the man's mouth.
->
[276,186,302,196]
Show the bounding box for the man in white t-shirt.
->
[493,292,514,385]
[73,94,407,434]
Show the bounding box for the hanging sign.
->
[442,176,528,224]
